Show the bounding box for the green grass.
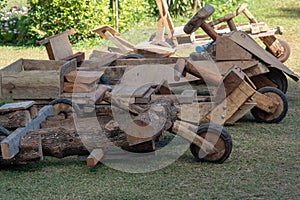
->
[0,0,299,199]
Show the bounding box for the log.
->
[185,60,222,86]
[0,110,31,129]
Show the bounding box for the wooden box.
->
[0,59,76,100]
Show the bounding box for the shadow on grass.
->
[271,7,300,18]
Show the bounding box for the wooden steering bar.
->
[184,5,219,41]
[208,4,248,31]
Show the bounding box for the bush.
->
[26,0,112,43]
[0,5,28,43]
[25,0,151,44]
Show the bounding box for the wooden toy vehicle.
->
[183,5,299,94]
[208,4,290,63]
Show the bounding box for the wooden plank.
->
[215,60,258,75]
[1,105,54,159]
[2,71,60,99]
[250,74,278,89]
[135,88,155,104]
[104,31,132,54]
[65,70,103,84]
[214,66,245,103]
[63,82,97,93]
[171,120,217,154]
[88,85,110,105]
[178,90,197,104]
[174,58,186,81]
[135,42,175,57]
[0,101,35,113]
[50,34,73,60]
[177,102,215,124]
[36,30,76,46]
[89,50,122,66]
[185,60,223,86]
[204,81,255,124]
[23,59,67,71]
[216,35,253,61]
[112,85,151,98]
[59,59,77,95]
[243,63,269,77]
[225,102,256,125]
[61,52,85,63]
[113,57,178,66]
[86,149,104,167]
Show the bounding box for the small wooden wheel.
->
[184,5,215,34]
[49,98,81,119]
[275,39,291,63]
[251,87,288,123]
[190,123,232,164]
[266,68,288,93]
[0,126,10,136]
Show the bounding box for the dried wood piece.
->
[86,149,104,166]
[174,58,186,81]
[63,82,97,93]
[65,70,103,84]
[0,110,31,129]
[185,60,222,86]
[88,85,111,105]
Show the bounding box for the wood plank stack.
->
[63,70,104,93]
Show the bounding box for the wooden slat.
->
[65,70,103,84]
[50,34,73,60]
[63,82,97,93]
[178,90,197,104]
[0,101,35,113]
[88,85,110,105]
[225,102,256,125]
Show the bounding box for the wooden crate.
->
[0,59,76,100]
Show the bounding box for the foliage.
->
[26,0,112,44]
[0,0,6,10]
[0,5,28,44]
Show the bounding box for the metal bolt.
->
[221,115,225,119]
[223,106,227,110]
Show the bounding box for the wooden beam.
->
[86,149,104,166]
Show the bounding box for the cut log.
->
[0,110,31,129]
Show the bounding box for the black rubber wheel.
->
[0,126,10,136]
[251,87,288,123]
[121,54,145,59]
[266,68,288,93]
[184,5,215,34]
[49,98,81,118]
[266,39,291,63]
[190,123,232,164]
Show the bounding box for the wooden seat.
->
[36,30,85,63]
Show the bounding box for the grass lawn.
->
[0,0,299,199]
